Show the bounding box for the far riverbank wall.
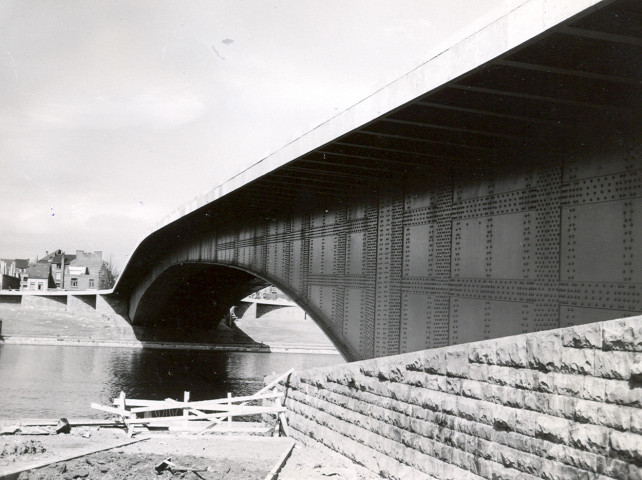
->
[0,293,339,354]
[281,315,642,479]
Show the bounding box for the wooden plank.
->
[192,368,294,435]
[90,403,133,418]
[197,368,293,434]
[129,404,178,414]
[278,413,290,437]
[196,405,287,414]
[256,369,294,396]
[130,391,284,412]
[124,414,208,425]
[163,398,209,420]
[263,440,295,480]
[126,406,286,426]
[130,401,286,415]
[112,399,167,407]
[192,391,285,405]
[183,391,190,418]
[16,420,124,427]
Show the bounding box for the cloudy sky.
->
[0,0,509,269]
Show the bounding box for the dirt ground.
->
[277,442,380,480]
[0,427,380,480]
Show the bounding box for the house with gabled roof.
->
[22,264,55,291]
[39,250,76,289]
[35,249,112,290]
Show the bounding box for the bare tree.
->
[103,255,120,289]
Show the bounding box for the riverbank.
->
[0,304,339,355]
[0,335,338,354]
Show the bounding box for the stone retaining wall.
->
[281,315,642,479]
[21,294,67,311]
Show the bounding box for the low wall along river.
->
[280,315,642,480]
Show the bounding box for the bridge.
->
[112,0,641,361]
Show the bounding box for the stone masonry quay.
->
[279,315,642,480]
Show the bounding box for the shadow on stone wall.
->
[0,296,21,305]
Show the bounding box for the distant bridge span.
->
[114,0,642,361]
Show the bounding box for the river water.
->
[0,344,344,419]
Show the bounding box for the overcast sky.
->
[0,0,510,269]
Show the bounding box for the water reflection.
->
[0,344,343,419]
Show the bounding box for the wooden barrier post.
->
[183,391,190,419]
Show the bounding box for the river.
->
[0,344,344,419]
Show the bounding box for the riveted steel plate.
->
[346,232,365,275]
[344,288,365,353]
[348,203,366,221]
[450,297,486,344]
[309,285,335,321]
[311,209,337,229]
[455,178,491,202]
[488,301,531,339]
[452,218,488,278]
[564,142,630,182]
[559,282,642,311]
[309,237,323,275]
[403,224,435,278]
[450,297,530,343]
[374,192,404,357]
[562,171,642,206]
[493,171,530,195]
[309,235,337,275]
[401,293,431,352]
[239,227,255,241]
[266,241,287,281]
[292,216,303,233]
[217,248,234,263]
[490,212,530,279]
[239,245,263,271]
[323,236,337,274]
[405,189,433,210]
[560,306,642,328]
[187,243,200,262]
[290,240,303,292]
[561,201,626,282]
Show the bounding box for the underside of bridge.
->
[115,0,641,361]
[132,263,267,328]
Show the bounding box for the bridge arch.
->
[129,260,354,359]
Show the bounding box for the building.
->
[46,251,75,289]
[0,258,28,290]
[35,249,113,290]
[65,250,111,290]
[23,264,55,291]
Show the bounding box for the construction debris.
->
[89,368,294,437]
[0,370,297,479]
[55,418,71,434]
[154,457,210,474]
